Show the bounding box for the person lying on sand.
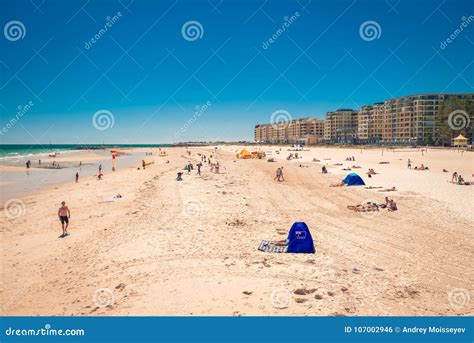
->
[347,202,379,212]
[378,186,397,192]
[330,180,345,187]
[443,169,449,173]
[367,168,377,175]
[364,186,383,189]
[342,167,351,171]
[348,199,397,212]
[58,201,71,237]
[414,164,429,170]
[352,165,361,168]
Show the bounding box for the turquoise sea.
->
[0,144,171,159]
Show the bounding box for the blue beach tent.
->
[287,222,315,254]
[343,173,365,186]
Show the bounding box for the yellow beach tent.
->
[236,149,252,159]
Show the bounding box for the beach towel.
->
[258,240,288,253]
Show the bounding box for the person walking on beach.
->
[197,162,202,175]
[407,159,412,169]
[142,160,146,170]
[280,167,285,181]
[274,167,281,181]
[58,201,71,237]
[75,172,79,183]
[99,164,102,173]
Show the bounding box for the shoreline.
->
[0,149,149,203]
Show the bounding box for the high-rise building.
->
[254,93,473,145]
[324,109,358,144]
[357,103,384,143]
[382,94,473,144]
[254,118,325,144]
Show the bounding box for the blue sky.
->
[1,0,473,143]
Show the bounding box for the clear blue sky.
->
[1,0,473,143]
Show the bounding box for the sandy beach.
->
[1,146,473,316]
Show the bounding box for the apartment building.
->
[358,103,384,143]
[255,93,473,145]
[382,94,473,143]
[324,109,358,144]
[254,118,325,144]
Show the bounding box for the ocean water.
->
[0,144,172,201]
[0,144,171,160]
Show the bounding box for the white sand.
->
[1,146,473,316]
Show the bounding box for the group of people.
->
[414,164,429,170]
[347,197,398,213]
[408,159,429,170]
[210,162,220,173]
[451,172,469,185]
[286,152,300,160]
[177,151,222,181]
[199,153,213,165]
[345,156,356,161]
